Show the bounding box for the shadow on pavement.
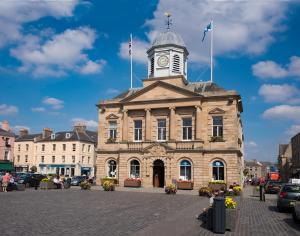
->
[283,218,300,232]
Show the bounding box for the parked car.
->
[277,184,300,212]
[293,198,300,222]
[265,180,282,194]
[71,176,86,186]
[18,173,46,187]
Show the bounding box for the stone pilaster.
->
[195,106,202,140]
[122,109,128,141]
[169,107,175,141]
[145,109,151,141]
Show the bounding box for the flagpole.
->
[130,33,133,89]
[210,20,213,83]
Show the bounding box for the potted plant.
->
[165,184,177,194]
[233,186,242,196]
[225,197,237,232]
[103,180,115,191]
[101,177,118,186]
[177,180,193,190]
[199,186,212,197]
[107,137,116,143]
[252,186,260,197]
[40,178,55,190]
[208,180,227,191]
[124,178,142,187]
[79,180,91,190]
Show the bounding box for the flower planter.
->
[252,187,260,197]
[101,178,118,186]
[40,182,56,190]
[124,179,141,187]
[208,183,227,191]
[225,208,237,231]
[177,181,193,190]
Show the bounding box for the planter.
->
[177,181,193,190]
[208,183,227,191]
[101,178,118,186]
[124,179,141,187]
[252,187,260,197]
[17,184,25,191]
[225,208,237,231]
[40,182,56,190]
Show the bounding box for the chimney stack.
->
[19,128,29,137]
[1,120,10,131]
[74,122,86,133]
[42,128,53,138]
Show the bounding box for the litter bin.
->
[213,197,226,234]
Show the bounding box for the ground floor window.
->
[180,160,191,180]
[108,160,117,177]
[130,160,140,178]
[212,161,224,180]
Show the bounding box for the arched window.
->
[180,160,191,180]
[150,57,154,76]
[173,54,180,73]
[212,161,224,180]
[130,160,140,178]
[107,160,117,177]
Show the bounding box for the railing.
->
[176,142,195,150]
[127,142,143,150]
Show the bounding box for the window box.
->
[177,180,193,190]
[210,136,225,142]
[107,137,116,143]
[40,181,56,190]
[124,178,141,187]
[101,177,118,186]
[208,181,227,191]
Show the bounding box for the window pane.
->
[134,120,142,128]
[158,119,166,128]
[213,126,218,137]
[109,121,117,128]
[213,116,223,125]
[218,127,223,137]
[187,127,192,140]
[183,118,192,126]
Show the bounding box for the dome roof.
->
[152,31,186,47]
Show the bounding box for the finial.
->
[164,12,172,30]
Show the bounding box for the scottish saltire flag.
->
[129,34,132,55]
[202,22,212,42]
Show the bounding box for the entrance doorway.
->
[153,159,165,188]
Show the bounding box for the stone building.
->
[0,121,15,172]
[291,133,300,178]
[278,143,292,182]
[244,160,262,180]
[96,29,244,188]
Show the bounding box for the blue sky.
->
[1,0,300,162]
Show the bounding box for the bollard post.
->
[259,185,263,201]
[213,197,226,234]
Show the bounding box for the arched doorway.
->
[153,159,165,188]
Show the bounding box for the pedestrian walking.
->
[2,172,11,192]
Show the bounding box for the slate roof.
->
[152,31,186,48]
[15,133,42,142]
[0,128,15,137]
[38,130,97,143]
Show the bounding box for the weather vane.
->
[164,12,172,30]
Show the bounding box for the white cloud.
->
[80,59,106,74]
[246,141,258,147]
[43,97,64,110]
[285,124,300,137]
[11,27,104,77]
[0,0,79,48]
[31,107,46,112]
[0,104,18,115]
[262,105,300,120]
[106,88,120,95]
[259,84,300,104]
[120,0,288,64]
[71,118,98,130]
[119,38,150,64]
[252,56,300,79]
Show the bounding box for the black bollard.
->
[213,197,226,234]
[259,185,263,201]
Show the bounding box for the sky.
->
[1,0,300,162]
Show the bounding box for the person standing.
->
[2,172,11,192]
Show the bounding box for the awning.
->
[39,164,75,168]
[0,162,14,171]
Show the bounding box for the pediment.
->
[106,113,119,120]
[121,81,201,103]
[209,108,225,114]
[143,142,174,155]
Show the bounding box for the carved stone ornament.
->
[149,145,167,156]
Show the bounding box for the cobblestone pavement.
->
[0,186,300,236]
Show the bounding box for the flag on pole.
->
[202,22,212,42]
[129,34,132,55]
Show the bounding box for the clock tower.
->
[147,30,189,80]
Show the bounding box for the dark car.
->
[277,184,300,212]
[71,176,86,186]
[265,180,282,194]
[18,173,46,187]
[293,198,300,222]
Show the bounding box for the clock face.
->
[157,56,169,67]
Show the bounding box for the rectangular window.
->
[72,144,76,152]
[212,116,223,137]
[63,144,66,151]
[62,155,65,163]
[42,144,45,152]
[182,118,192,140]
[108,121,117,140]
[82,156,84,163]
[134,120,142,141]
[52,156,55,163]
[41,156,44,163]
[88,145,91,152]
[4,151,8,160]
[88,156,90,164]
[72,156,75,163]
[25,155,28,163]
[17,155,20,162]
[82,144,85,152]
[157,119,167,141]
[18,144,21,152]
[53,144,56,151]
[26,144,29,151]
